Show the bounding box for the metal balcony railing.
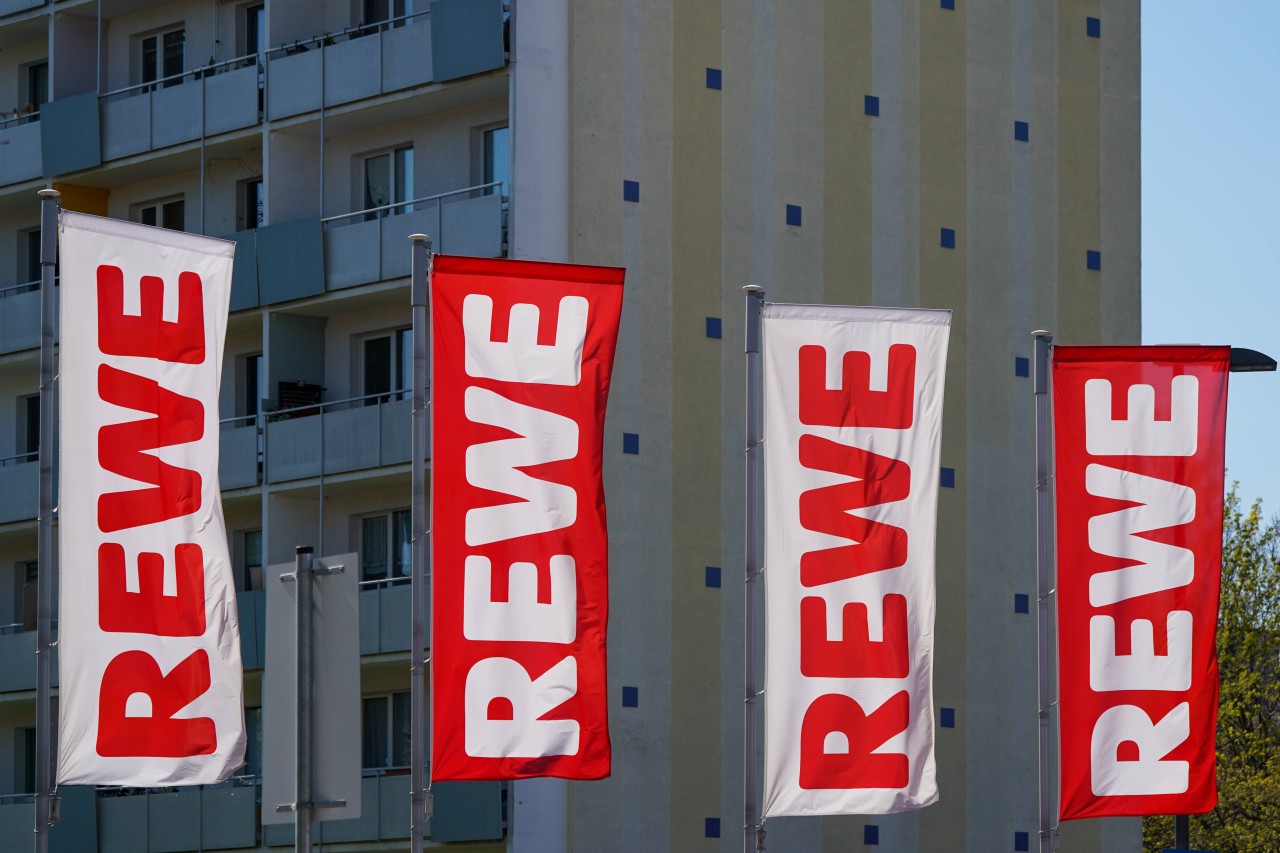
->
[263,9,431,61]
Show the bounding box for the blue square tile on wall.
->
[1014,120,1030,142]
[864,824,880,845]
[940,227,956,249]
[1087,249,1101,270]
[785,204,802,227]
[940,707,956,728]
[864,95,880,116]
[623,433,640,454]
[705,317,722,339]
[941,0,955,8]
[1086,17,1101,37]
[705,566,721,588]
[623,180,640,202]
[706,67,722,89]
[1015,831,1030,852]
[1015,356,1030,377]
[1014,593,1030,614]
[940,467,956,488]
[622,686,638,707]
[705,818,721,838]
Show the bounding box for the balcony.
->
[0,281,43,356]
[359,580,415,654]
[322,183,505,290]
[0,0,44,14]
[100,59,260,163]
[260,391,416,484]
[265,12,436,121]
[0,115,42,185]
[0,776,501,851]
[0,453,37,525]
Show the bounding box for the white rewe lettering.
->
[464,657,581,757]
[1085,375,1199,457]
[1089,612,1193,692]
[463,294,588,386]
[463,555,577,643]
[1085,464,1195,607]
[1090,703,1190,796]
[463,386,579,547]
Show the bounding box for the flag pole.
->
[409,233,432,853]
[35,188,61,853]
[743,285,765,853]
[1033,330,1057,853]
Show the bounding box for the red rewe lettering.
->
[97,650,216,757]
[97,364,203,533]
[799,692,910,789]
[798,434,909,587]
[98,543,206,636]
[799,343,916,428]
[800,594,909,678]
[97,266,206,364]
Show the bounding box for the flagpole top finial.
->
[743,285,763,293]
[409,233,430,243]
[38,189,60,199]
[1032,329,1052,338]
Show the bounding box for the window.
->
[243,353,263,421]
[238,178,263,230]
[18,727,35,794]
[361,510,411,584]
[17,395,38,462]
[140,27,186,89]
[242,529,263,591]
[23,61,47,120]
[363,329,411,403]
[19,229,40,286]
[244,707,263,778]
[363,146,414,219]
[135,197,185,232]
[242,4,265,58]
[363,0,413,28]
[483,126,509,198]
[362,692,411,769]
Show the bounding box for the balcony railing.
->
[220,388,421,488]
[322,182,504,288]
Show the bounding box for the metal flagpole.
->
[743,285,765,853]
[295,546,315,853]
[1033,330,1057,853]
[409,233,432,853]
[35,188,61,853]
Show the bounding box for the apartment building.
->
[0,1,1142,852]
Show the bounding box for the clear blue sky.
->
[1143,2,1280,516]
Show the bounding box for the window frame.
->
[132,195,186,232]
[361,144,414,219]
[135,24,187,90]
[359,508,412,586]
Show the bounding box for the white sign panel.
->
[762,303,949,817]
[58,212,245,785]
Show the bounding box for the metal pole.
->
[35,188,61,853]
[296,546,314,853]
[1174,814,1189,849]
[743,285,765,853]
[1033,330,1056,853]
[409,233,432,853]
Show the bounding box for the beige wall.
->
[556,0,1142,850]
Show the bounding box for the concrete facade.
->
[509,0,1141,851]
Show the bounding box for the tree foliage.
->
[1144,485,1280,853]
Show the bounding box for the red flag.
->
[1053,346,1228,819]
[431,255,622,780]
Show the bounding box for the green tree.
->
[1144,485,1280,853]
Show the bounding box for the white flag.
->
[762,304,949,816]
[58,211,245,785]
